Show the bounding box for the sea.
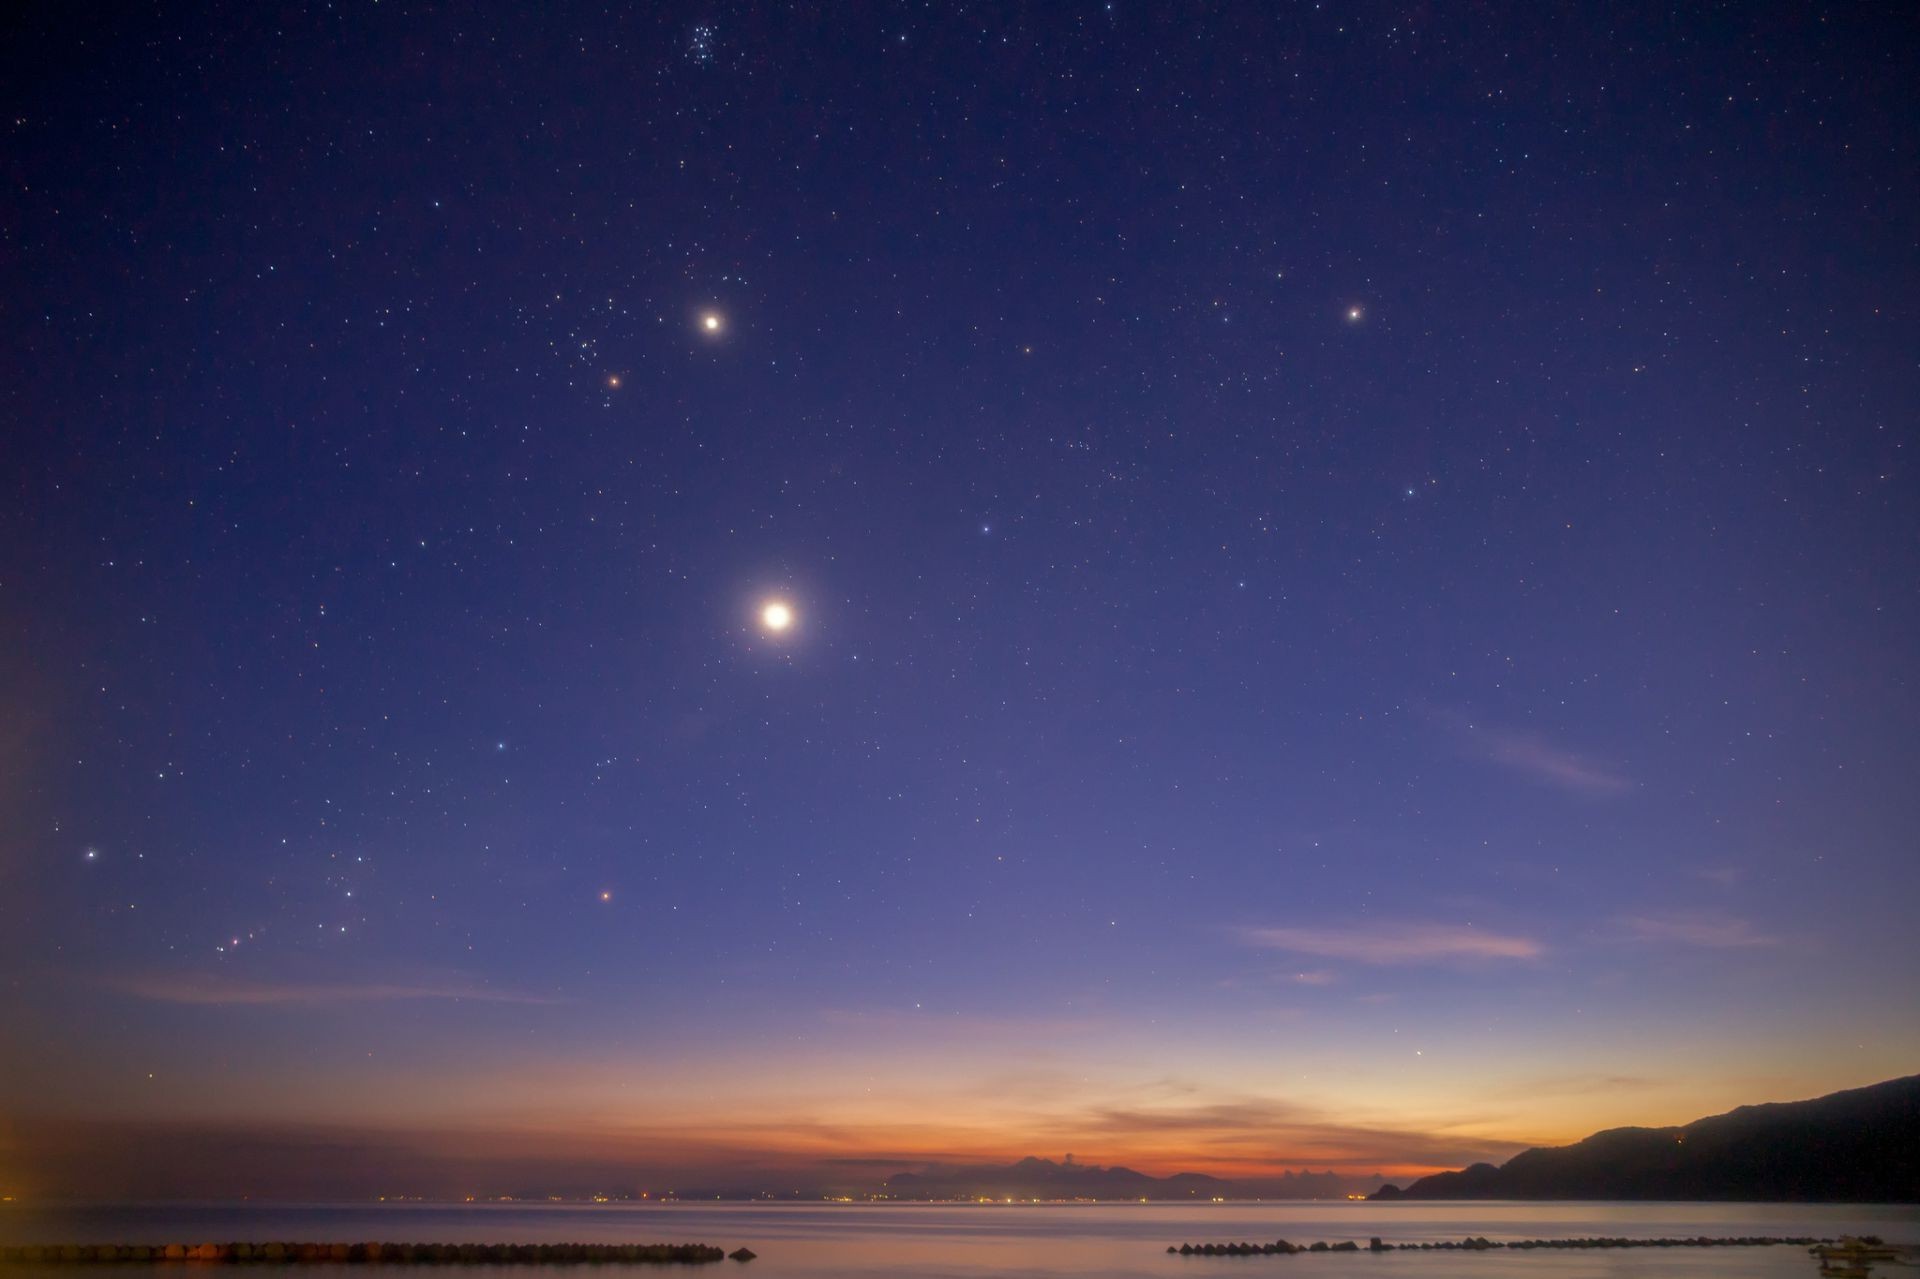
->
[3,1202,1917,1279]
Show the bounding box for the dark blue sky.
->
[3,1,1916,1198]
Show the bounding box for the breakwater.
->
[0,1244,752,1265]
[1170,1233,1839,1256]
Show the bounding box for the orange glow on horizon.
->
[23,1001,1887,1199]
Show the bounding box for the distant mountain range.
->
[883,1156,1378,1201]
[1372,1074,1920,1203]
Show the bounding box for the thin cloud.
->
[1086,1100,1314,1134]
[1421,706,1632,796]
[1241,922,1543,965]
[1072,1100,1528,1170]
[104,974,560,1006]
[1505,1072,1662,1098]
[1688,864,1747,888]
[1615,911,1780,950]
[818,1007,1104,1036]
[1483,729,1633,796]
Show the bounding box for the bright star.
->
[701,312,723,333]
[1346,306,1364,322]
[761,601,794,632]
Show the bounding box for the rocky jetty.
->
[1169,1233,1840,1256]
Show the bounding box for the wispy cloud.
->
[1422,707,1632,796]
[1615,910,1780,950]
[1507,1072,1662,1098]
[1688,864,1747,888]
[1240,922,1543,965]
[1068,1098,1528,1170]
[818,1007,1104,1036]
[1482,728,1632,796]
[104,974,560,1006]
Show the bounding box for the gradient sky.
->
[3,1,1917,1200]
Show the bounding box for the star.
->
[700,312,724,334]
[605,374,622,389]
[1346,305,1364,322]
[761,601,794,632]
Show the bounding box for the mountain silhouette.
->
[1372,1074,1920,1202]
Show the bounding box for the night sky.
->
[3,2,1917,1200]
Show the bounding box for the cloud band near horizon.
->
[1240,921,1544,964]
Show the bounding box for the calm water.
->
[3,1202,1916,1279]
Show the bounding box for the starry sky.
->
[2,2,1917,1200]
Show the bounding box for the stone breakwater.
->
[0,1244,754,1265]
[1169,1234,1838,1256]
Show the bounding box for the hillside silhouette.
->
[1372,1074,1920,1202]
